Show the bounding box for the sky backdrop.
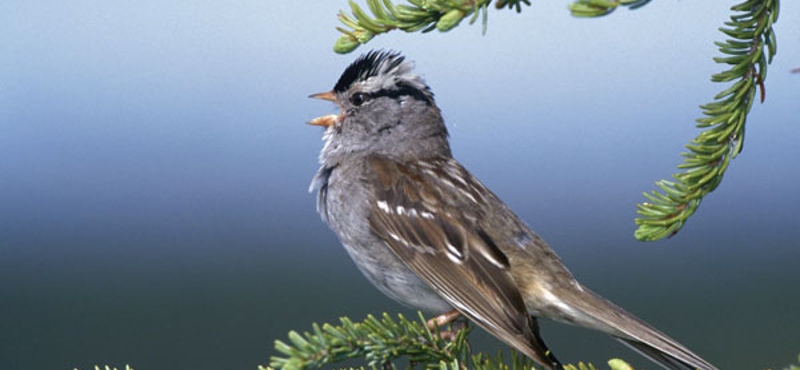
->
[2,1,799,370]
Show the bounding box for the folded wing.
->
[366,156,558,370]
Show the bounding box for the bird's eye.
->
[350,92,368,106]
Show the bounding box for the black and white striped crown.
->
[333,50,434,103]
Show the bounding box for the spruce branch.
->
[266,312,636,370]
[330,0,781,242]
[332,0,516,54]
[331,0,654,53]
[633,0,780,241]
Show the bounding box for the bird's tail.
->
[560,285,718,370]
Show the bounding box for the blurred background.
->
[1,1,799,369]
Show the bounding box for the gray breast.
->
[312,160,451,313]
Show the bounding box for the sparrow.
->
[307,50,717,370]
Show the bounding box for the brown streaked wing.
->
[366,156,555,370]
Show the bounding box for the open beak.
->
[308,91,340,127]
[309,91,336,102]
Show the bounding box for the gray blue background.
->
[1,1,799,369]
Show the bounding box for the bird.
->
[307,50,717,370]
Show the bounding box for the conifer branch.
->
[331,0,655,54]
[333,0,510,54]
[266,312,636,370]
[330,0,782,242]
[633,0,779,241]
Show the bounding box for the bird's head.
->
[309,51,450,163]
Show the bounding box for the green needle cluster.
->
[268,312,471,370]
[331,0,781,242]
[634,0,779,241]
[332,0,651,53]
[334,0,519,54]
[266,312,636,370]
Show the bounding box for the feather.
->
[556,286,718,370]
[366,156,561,370]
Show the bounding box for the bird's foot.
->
[427,309,466,341]
[426,309,461,330]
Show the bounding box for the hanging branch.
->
[265,312,635,370]
[333,0,508,54]
[633,0,779,241]
[331,0,782,242]
[332,0,653,53]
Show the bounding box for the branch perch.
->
[266,312,637,370]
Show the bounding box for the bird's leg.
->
[427,309,461,329]
[427,309,462,341]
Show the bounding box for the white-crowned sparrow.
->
[308,50,716,370]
